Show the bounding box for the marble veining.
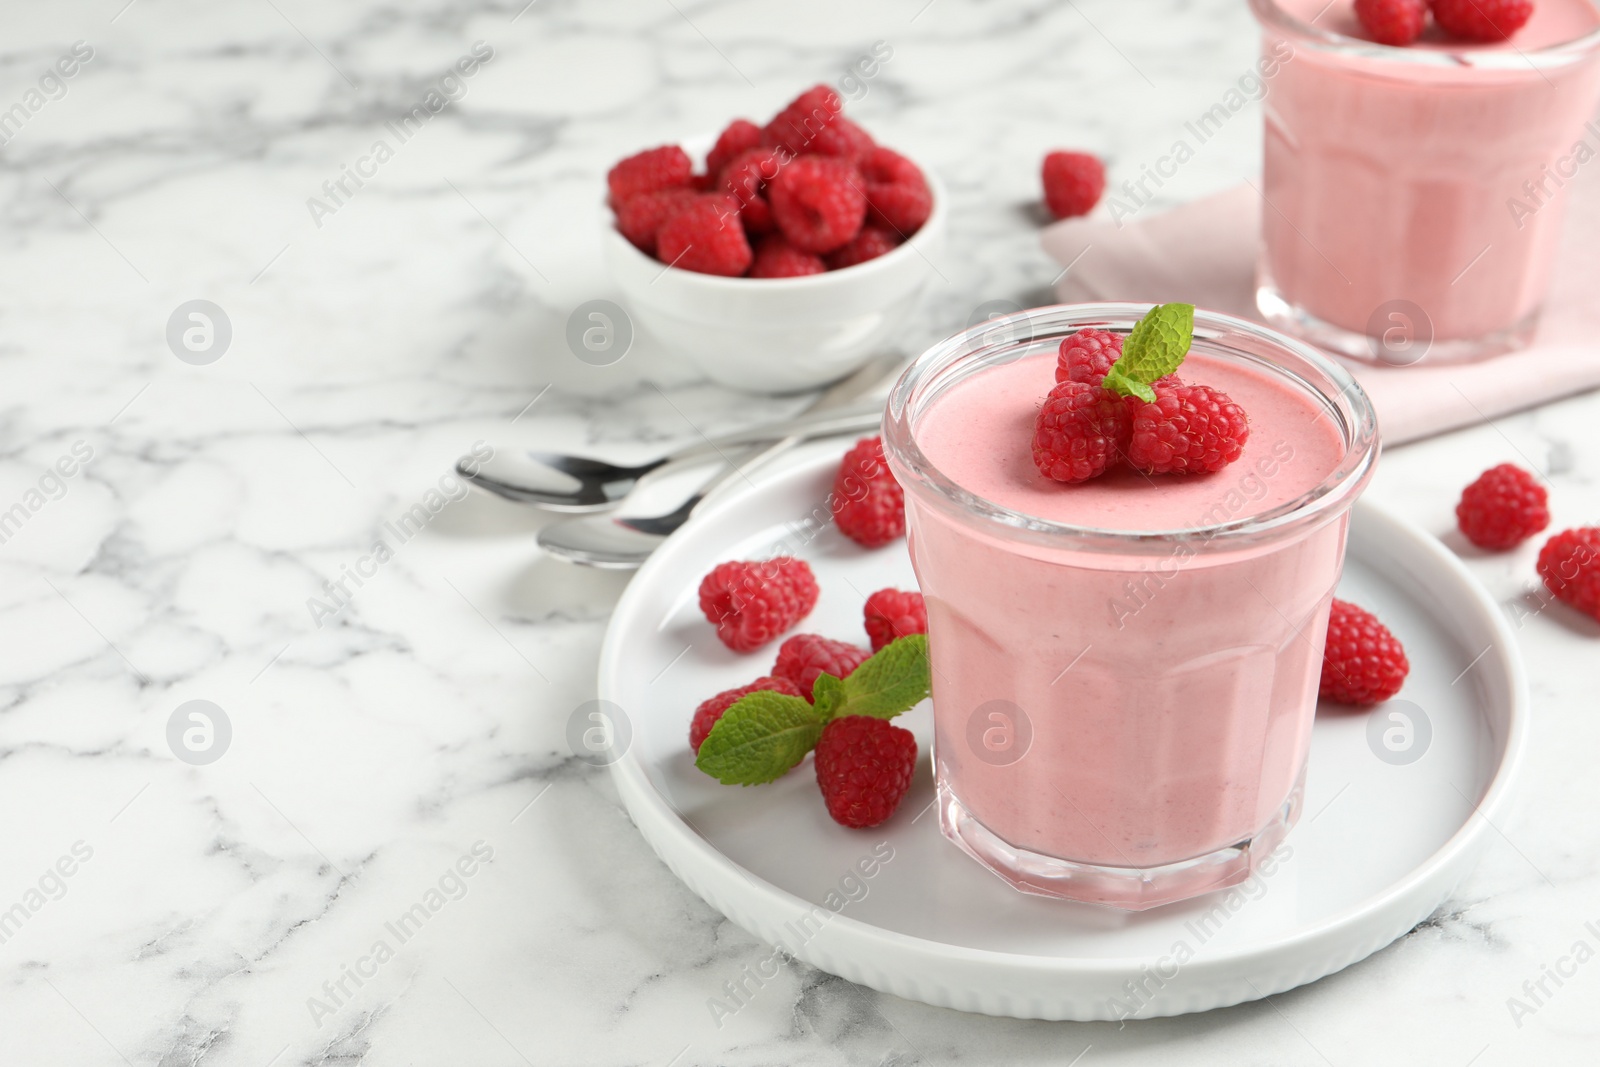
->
[1,0,1598,1063]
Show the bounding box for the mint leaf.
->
[833,633,931,720]
[812,672,846,719]
[1103,303,1194,403]
[695,691,826,785]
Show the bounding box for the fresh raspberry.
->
[1055,328,1125,386]
[1320,598,1410,705]
[607,145,693,204]
[689,675,803,754]
[698,557,820,653]
[1126,383,1249,475]
[811,115,876,162]
[814,715,918,828]
[655,194,753,276]
[859,146,933,235]
[1455,464,1550,551]
[613,188,697,254]
[826,226,901,269]
[1032,380,1133,484]
[1355,0,1428,45]
[749,234,827,278]
[863,588,928,652]
[689,171,715,191]
[833,435,905,547]
[763,85,843,155]
[719,147,782,234]
[1431,0,1534,41]
[1041,151,1106,220]
[1537,528,1600,622]
[706,119,764,180]
[770,155,868,254]
[772,634,872,700]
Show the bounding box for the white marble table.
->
[3,0,1598,1063]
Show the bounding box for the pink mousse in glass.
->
[883,305,1378,910]
[1252,0,1600,363]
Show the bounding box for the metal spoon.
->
[534,424,843,568]
[462,354,903,513]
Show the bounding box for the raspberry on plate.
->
[689,675,803,753]
[706,118,764,180]
[719,146,783,234]
[832,435,906,547]
[1041,151,1106,220]
[859,146,933,236]
[863,588,928,652]
[1320,598,1410,705]
[614,188,697,254]
[607,144,693,204]
[698,557,819,652]
[769,155,868,253]
[1355,0,1428,45]
[814,715,918,828]
[655,194,753,277]
[749,234,826,278]
[1456,464,1550,551]
[1032,380,1133,484]
[1537,528,1600,622]
[1431,0,1534,41]
[826,226,901,269]
[763,85,844,155]
[1126,382,1250,475]
[772,634,872,700]
[1055,327,1125,386]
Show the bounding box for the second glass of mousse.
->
[883,304,1378,910]
[1252,0,1600,363]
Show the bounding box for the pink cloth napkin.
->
[1040,182,1600,445]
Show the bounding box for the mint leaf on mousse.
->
[694,634,932,786]
[1102,302,1195,404]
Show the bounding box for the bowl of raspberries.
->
[602,85,946,394]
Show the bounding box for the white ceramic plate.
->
[598,442,1527,1021]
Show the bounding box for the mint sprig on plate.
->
[1102,302,1195,404]
[695,634,930,786]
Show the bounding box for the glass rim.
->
[882,303,1381,551]
[1248,0,1600,69]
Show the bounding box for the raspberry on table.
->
[1041,151,1106,220]
[814,715,918,828]
[1032,380,1134,484]
[1320,598,1410,705]
[655,194,753,276]
[690,675,803,754]
[607,144,693,204]
[1126,382,1249,475]
[833,435,906,547]
[1455,464,1550,551]
[749,235,827,278]
[1355,0,1428,45]
[614,188,697,254]
[1431,0,1534,41]
[706,118,764,180]
[763,85,844,155]
[863,588,928,652]
[719,146,783,235]
[1537,528,1600,623]
[771,634,872,700]
[859,146,933,236]
[769,155,868,254]
[826,226,901,269]
[1055,327,1126,386]
[698,557,819,652]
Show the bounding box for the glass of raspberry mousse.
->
[1251,0,1600,363]
[882,304,1378,910]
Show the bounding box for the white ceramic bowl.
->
[603,166,946,394]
